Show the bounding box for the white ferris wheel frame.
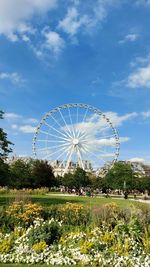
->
[32,103,120,175]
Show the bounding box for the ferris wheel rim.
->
[32,103,120,175]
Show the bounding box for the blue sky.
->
[0,0,150,164]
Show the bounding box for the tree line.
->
[0,110,150,192]
[0,159,150,193]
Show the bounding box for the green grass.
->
[0,193,149,210]
[0,265,82,267]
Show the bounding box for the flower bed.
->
[0,201,150,266]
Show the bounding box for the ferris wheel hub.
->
[72,138,79,145]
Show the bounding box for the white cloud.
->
[4,113,38,129]
[64,111,137,136]
[114,53,150,89]
[0,0,57,41]
[105,111,138,126]
[141,110,150,118]
[0,72,25,85]
[127,65,150,88]
[119,33,139,44]
[24,118,38,124]
[136,0,150,5]
[59,0,120,36]
[128,157,146,163]
[4,112,22,120]
[19,125,36,133]
[130,54,150,68]
[59,7,89,36]
[43,30,65,55]
[11,124,18,129]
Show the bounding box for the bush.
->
[47,202,91,226]
[3,201,44,229]
[27,218,62,246]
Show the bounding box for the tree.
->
[10,159,32,188]
[104,162,136,191]
[0,111,13,157]
[0,158,10,186]
[62,172,75,189]
[31,160,55,188]
[61,168,90,190]
[73,167,90,189]
[137,176,150,193]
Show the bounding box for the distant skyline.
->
[0,0,150,164]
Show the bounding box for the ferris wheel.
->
[32,103,120,175]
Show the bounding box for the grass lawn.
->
[0,266,85,267]
[0,193,149,210]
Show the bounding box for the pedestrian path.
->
[47,193,150,203]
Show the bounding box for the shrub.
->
[27,218,62,246]
[0,239,12,254]
[5,201,44,227]
[48,202,91,226]
[32,241,48,253]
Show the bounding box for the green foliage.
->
[0,111,13,157]
[62,167,90,189]
[10,159,32,188]
[5,159,56,189]
[0,239,13,254]
[32,241,48,253]
[0,201,45,231]
[48,202,91,226]
[0,159,10,186]
[27,219,62,246]
[103,162,137,190]
[31,160,56,188]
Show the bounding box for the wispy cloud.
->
[11,124,36,133]
[43,30,65,55]
[19,125,36,133]
[58,7,89,36]
[0,0,57,42]
[58,0,120,36]
[128,157,146,163]
[141,110,150,118]
[127,65,150,88]
[0,72,26,86]
[4,112,22,120]
[136,0,150,6]
[5,113,38,124]
[112,53,150,89]
[119,33,140,44]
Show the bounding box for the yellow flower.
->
[32,241,48,253]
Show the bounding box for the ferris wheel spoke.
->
[36,139,66,143]
[58,108,73,136]
[42,145,70,160]
[76,147,85,169]
[44,121,71,140]
[82,108,89,123]
[76,106,79,124]
[56,145,72,163]
[93,149,114,159]
[84,144,114,157]
[68,107,76,138]
[79,131,92,139]
[39,130,71,142]
[50,114,73,139]
[64,145,74,173]
[36,143,70,152]
[57,146,73,169]
[83,145,107,164]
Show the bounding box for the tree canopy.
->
[0,111,13,157]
